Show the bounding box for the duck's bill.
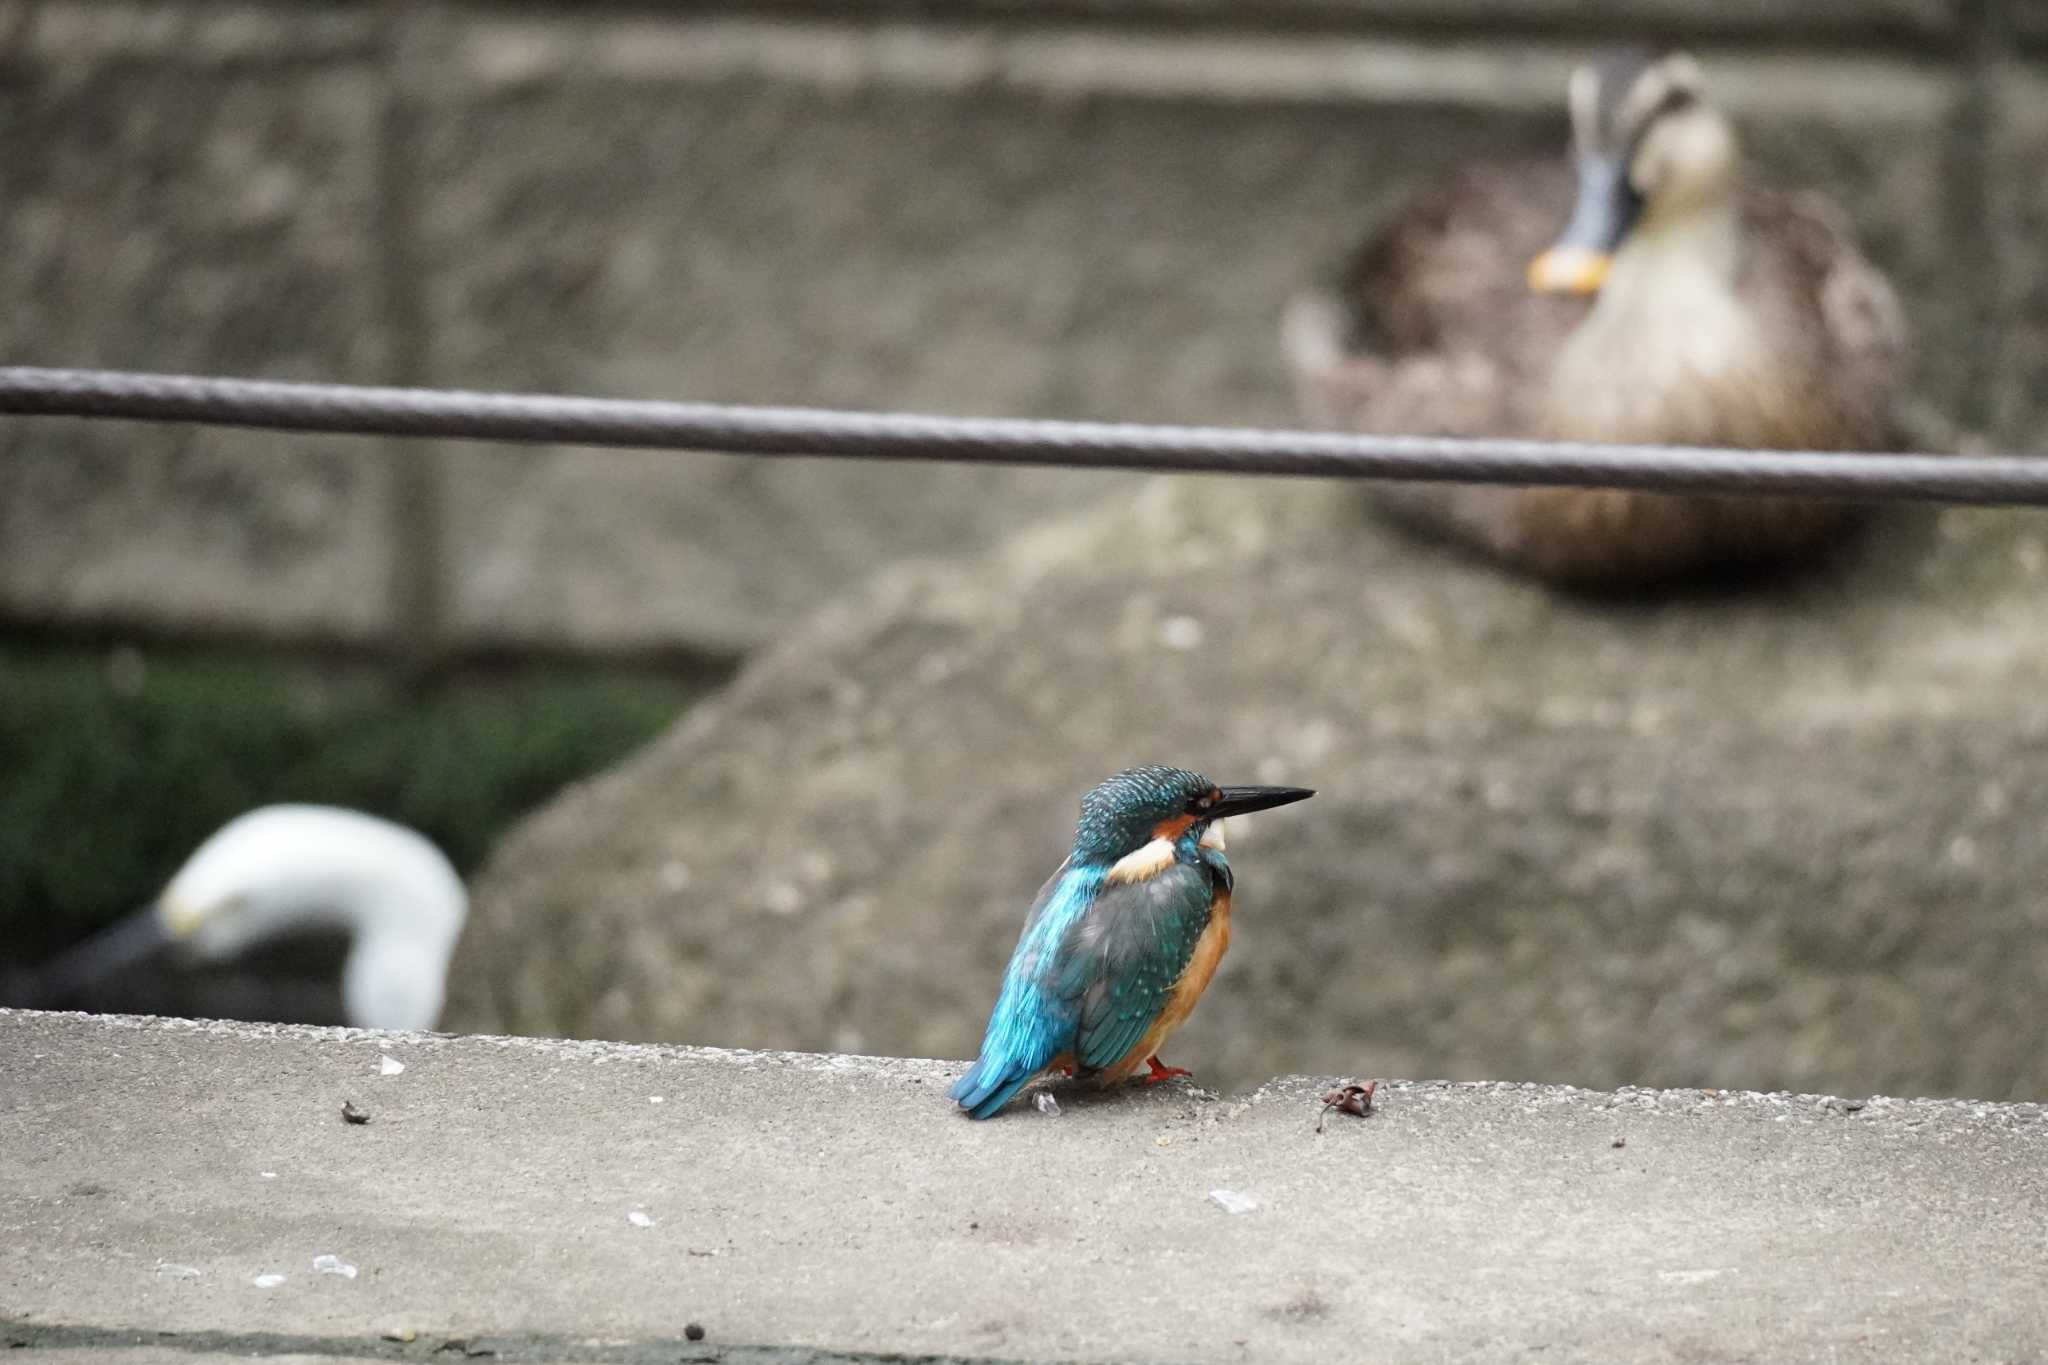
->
[25,905,172,1007]
[1527,153,1637,295]
[1211,785,1316,818]
[1526,245,1611,295]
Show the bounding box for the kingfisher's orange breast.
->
[1102,888,1232,1082]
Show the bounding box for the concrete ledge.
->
[4,1010,2047,1362]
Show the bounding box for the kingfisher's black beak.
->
[1528,153,1640,295]
[1211,785,1316,819]
[22,905,173,1008]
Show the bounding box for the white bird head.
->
[36,805,467,1032]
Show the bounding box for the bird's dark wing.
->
[1339,159,1580,360]
[1742,188,1911,449]
[1051,860,1221,1076]
[1283,159,1592,444]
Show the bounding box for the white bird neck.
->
[342,906,461,1032]
[328,846,466,1031]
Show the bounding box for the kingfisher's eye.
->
[1191,790,1218,813]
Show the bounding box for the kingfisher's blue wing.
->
[951,858,1099,1119]
[1056,861,1221,1074]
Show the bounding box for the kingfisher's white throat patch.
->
[1106,838,1177,885]
[1107,820,1227,884]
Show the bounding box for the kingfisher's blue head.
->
[1071,766,1315,865]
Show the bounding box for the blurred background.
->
[4,2,2048,1097]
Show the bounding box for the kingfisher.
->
[951,766,1314,1119]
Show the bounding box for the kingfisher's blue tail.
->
[950,1053,1043,1120]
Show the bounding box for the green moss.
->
[0,640,705,964]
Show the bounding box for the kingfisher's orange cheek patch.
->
[1150,813,1197,842]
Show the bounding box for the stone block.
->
[2012,0,2048,50]
[10,0,375,63]
[416,28,1564,651]
[0,8,2004,654]
[1995,67,2048,448]
[415,24,1973,652]
[701,0,1954,41]
[0,48,394,643]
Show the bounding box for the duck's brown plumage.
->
[1283,140,1910,587]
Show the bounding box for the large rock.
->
[452,480,2048,1101]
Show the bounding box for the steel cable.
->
[3,365,2046,505]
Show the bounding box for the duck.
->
[1282,48,1910,587]
[21,806,466,1031]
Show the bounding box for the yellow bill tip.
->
[157,895,205,940]
[1527,247,1612,296]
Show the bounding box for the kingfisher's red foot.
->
[1142,1055,1193,1085]
[1055,1065,1075,1077]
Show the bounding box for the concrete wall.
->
[2,1,2044,656]
[6,1009,2047,1363]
